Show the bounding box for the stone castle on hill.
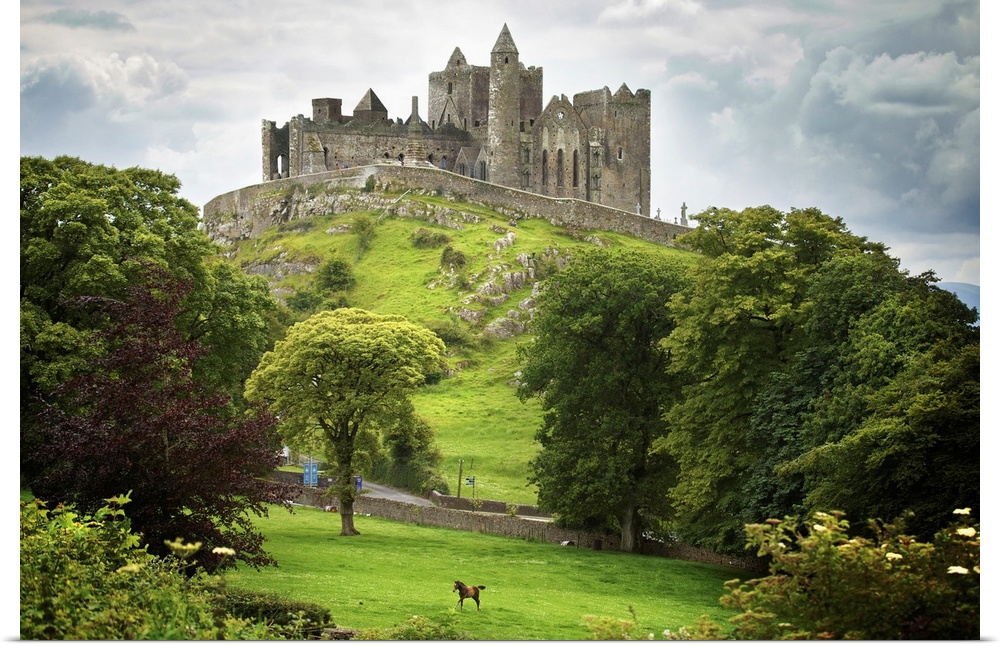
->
[261,24,651,217]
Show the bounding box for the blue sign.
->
[304,462,318,487]
[465,476,475,486]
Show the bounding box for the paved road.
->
[360,481,434,507]
[360,481,552,522]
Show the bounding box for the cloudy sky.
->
[19,0,982,285]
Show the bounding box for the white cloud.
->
[826,50,979,117]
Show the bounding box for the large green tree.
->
[245,308,447,535]
[786,271,979,537]
[22,271,290,571]
[661,206,874,549]
[517,248,689,552]
[20,155,277,417]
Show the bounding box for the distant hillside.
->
[221,184,697,504]
[937,282,980,317]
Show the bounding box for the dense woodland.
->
[21,155,979,564]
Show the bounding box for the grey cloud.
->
[34,8,134,31]
[821,48,978,118]
[20,61,96,140]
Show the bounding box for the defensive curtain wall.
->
[202,163,691,247]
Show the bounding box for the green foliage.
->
[662,207,871,549]
[426,318,476,349]
[286,287,324,312]
[657,205,980,552]
[439,244,467,270]
[532,253,563,280]
[21,155,278,460]
[19,495,304,640]
[22,273,289,570]
[223,589,334,638]
[367,401,446,493]
[518,248,688,551]
[21,156,206,400]
[246,308,447,534]
[787,275,980,537]
[179,260,278,403]
[363,173,376,193]
[352,213,376,255]
[688,509,980,640]
[316,256,356,293]
[411,227,451,248]
[354,614,469,640]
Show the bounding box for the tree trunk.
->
[619,505,638,553]
[339,496,359,536]
[333,421,360,536]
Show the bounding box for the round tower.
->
[487,24,522,188]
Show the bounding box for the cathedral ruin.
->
[261,24,651,216]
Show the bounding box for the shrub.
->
[440,245,467,271]
[426,319,475,349]
[19,495,296,640]
[316,257,356,293]
[354,614,468,640]
[286,288,323,312]
[412,227,451,248]
[353,214,376,254]
[223,589,333,638]
[678,509,980,640]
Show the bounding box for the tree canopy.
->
[20,155,277,412]
[660,205,978,549]
[22,272,291,571]
[245,308,447,535]
[517,248,689,552]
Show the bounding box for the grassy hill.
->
[222,187,697,504]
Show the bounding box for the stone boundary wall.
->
[426,490,549,517]
[202,164,692,247]
[277,478,767,572]
[354,494,621,551]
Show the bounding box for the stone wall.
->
[202,163,691,247]
[355,494,619,550]
[280,477,767,573]
[427,490,548,517]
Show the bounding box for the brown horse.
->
[453,580,486,611]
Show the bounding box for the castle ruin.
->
[261,24,651,217]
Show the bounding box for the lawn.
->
[226,505,748,640]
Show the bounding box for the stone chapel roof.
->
[354,88,387,113]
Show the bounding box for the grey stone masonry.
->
[255,24,650,216]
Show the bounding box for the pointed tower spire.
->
[492,23,518,55]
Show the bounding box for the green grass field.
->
[226,505,747,640]
[226,190,698,505]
